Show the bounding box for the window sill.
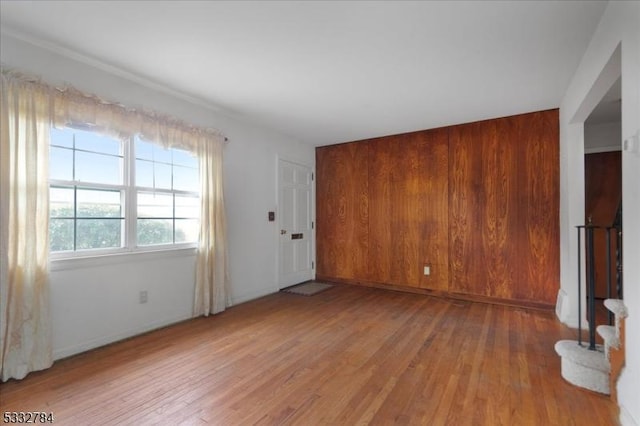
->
[50,246,197,272]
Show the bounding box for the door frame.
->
[557,43,621,328]
[275,155,316,289]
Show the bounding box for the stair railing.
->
[575,222,623,349]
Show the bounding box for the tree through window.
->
[48,127,200,254]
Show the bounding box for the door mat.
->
[282,282,333,296]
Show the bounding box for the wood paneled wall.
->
[448,118,519,300]
[584,151,622,298]
[367,129,449,291]
[316,142,369,280]
[316,109,559,307]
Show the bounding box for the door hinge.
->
[312,261,315,269]
[312,221,314,229]
[312,172,314,180]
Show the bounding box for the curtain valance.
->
[1,69,226,152]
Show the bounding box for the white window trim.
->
[49,128,200,262]
[50,246,197,271]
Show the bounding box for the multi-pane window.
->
[135,137,200,246]
[49,128,125,252]
[48,127,200,255]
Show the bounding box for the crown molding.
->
[584,145,621,154]
[0,26,233,117]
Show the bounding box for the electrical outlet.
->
[139,290,148,304]
[423,265,431,276]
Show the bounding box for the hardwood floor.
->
[0,285,618,425]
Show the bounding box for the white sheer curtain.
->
[194,135,230,316]
[0,74,54,381]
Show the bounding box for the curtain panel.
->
[0,74,53,381]
[1,70,229,381]
[194,139,230,316]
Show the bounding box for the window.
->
[135,137,200,246]
[49,127,200,255]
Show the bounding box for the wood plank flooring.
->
[0,285,618,425]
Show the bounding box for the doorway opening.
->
[583,76,622,326]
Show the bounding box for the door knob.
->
[281,229,287,235]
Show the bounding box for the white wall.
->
[557,2,639,425]
[0,33,315,360]
[585,121,622,153]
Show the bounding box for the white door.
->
[278,159,314,288]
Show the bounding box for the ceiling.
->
[0,1,607,146]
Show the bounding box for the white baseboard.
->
[231,286,278,306]
[555,288,589,329]
[620,404,639,426]
[556,289,569,321]
[53,286,279,361]
[52,314,192,360]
